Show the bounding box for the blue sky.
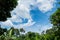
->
[0,0,59,33]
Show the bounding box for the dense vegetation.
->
[0,0,60,40]
[0,0,17,21]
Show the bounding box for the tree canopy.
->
[50,8,60,26]
[0,0,18,21]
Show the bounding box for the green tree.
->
[50,2,60,40]
[0,26,7,36]
[25,32,41,40]
[0,0,18,21]
[50,8,60,26]
[20,28,25,33]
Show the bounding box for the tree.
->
[0,26,7,36]
[20,28,25,33]
[25,32,40,40]
[50,1,60,26]
[0,0,17,21]
[50,8,60,26]
[7,27,20,37]
[50,2,60,40]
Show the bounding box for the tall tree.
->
[0,0,17,21]
[50,8,60,26]
[50,2,60,40]
[0,26,7,36]
[20,28,25,33]
[50,1,60,26]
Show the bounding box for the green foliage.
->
[0,27,7,36]
[0,0,18,21]
[0,26,60,40]
[20,28,25,33]
[50,2,60,39]
[50,8,60,26]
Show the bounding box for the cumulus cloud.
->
[13,20,35,29]
[1,20,13,27]
[37,0,56,12]
[24,23,52,33]
[1,0,56,29]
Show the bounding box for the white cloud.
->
[37,0,56,12]
[1,0,56,29]
[1,0,36,28]
[24,23,52,33]
[13,20,35,29]
[1,20,13,27]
